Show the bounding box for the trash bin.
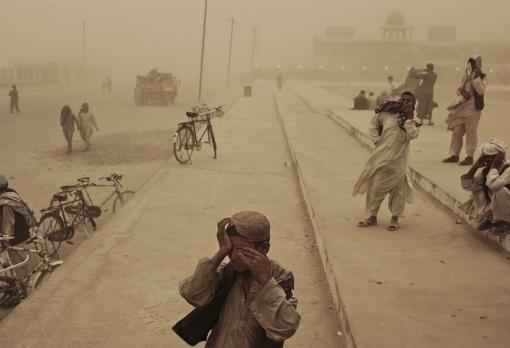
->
[244,85,252,97]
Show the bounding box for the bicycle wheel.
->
[79,206,97,234]
[37,214,64,257]
[207,126,217,159]
[0,276,26,308]
[173,125,194,164]
[0,276,12,307]
[112,190,135,213]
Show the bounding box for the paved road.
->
[0,82,345,347]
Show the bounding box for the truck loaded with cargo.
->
[135,69,178,106]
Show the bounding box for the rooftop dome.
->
[386,11,405,26]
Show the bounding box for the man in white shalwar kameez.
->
[460,139,510,234]
[353,92,420,231]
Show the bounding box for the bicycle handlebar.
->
[99,173,123,182]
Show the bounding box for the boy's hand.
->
[216,218,232,255]
[238,247,272,285]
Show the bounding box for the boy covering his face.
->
[176,211,300,348]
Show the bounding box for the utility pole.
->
[198,0,208,103]
[82,21,86,65]
[226,18,236,90]
[250,26,257,80]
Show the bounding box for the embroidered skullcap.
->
[230,211,270,243]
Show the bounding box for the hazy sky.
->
[1,0,508,81]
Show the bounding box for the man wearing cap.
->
[460,139,510,234]
[0,175,36,245]
[411,63,438,125]
[177,211,300,348]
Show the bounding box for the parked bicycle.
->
[41,187,97,251]
[50,174,134,217]
[173,105,224,164]
[0,234,63,308]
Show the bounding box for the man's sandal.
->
[357,219,377,228]
[387,223,399,231]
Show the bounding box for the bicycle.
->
[0,234,63,308]
[51,174,135,217]
[173,105,224,164]
[41,187,97,250]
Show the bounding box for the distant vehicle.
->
[135,69,178,106]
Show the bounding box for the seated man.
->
[367,91,377,110]
[352,90,369,110]
[0,175,36,245]
[376,90,389,107]
[175,211,300,348]
[460,139,510,234]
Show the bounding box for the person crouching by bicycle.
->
[0,175,36,245]
[174,211,301,348]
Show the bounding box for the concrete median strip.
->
[273,90,356,348]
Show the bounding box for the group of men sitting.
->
[352,90,390,110]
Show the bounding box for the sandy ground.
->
[0,79,239,320]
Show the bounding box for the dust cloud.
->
[2,0,509,91]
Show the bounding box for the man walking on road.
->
[77,102,99,151]
[354,92,420,231]
[412,63,437,125]
[175,211,300,348]
[8,85,20,113]
[60,105,79,153]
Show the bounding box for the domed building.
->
[381,11,411,40]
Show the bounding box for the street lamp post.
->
[198,0,208,103]
[250,26,257,80]
[226,18,235,90]
[82,21,86,65]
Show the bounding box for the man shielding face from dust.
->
[353,92,420,231]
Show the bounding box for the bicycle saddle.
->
[186,111,199,117]
[52,192,68,202]
[60,185,78,191]
[40,206,59,215]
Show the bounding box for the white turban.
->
[480,138,506,156]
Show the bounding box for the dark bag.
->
[473,90,485,111]
[11,211,30,245]
[172,264,236,346]
[473,74,486,111]
[172,264,295,347]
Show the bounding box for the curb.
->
[272,89,356,348]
